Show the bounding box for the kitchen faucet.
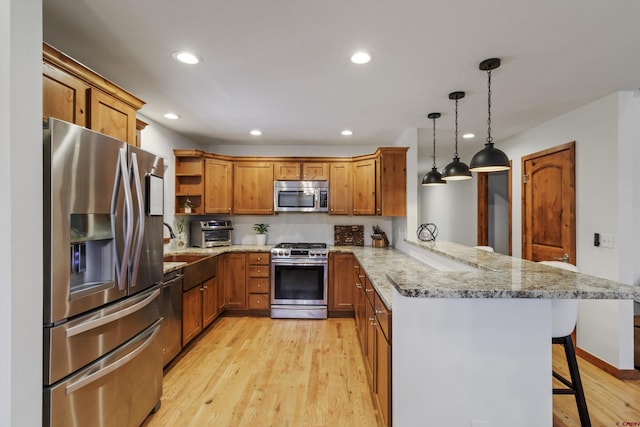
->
[163,222,176,239]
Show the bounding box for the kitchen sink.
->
[163,254,210,263]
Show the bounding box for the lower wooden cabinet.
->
[248,252,270,314]
[329,253,355,313]
[182,276,219,346]
[224,253,247,310]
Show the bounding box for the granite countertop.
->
[334,240,640,309]
[163,245,272,274]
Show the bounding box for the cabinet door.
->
[329,253,355,311]
[224,253,247,309]
[329,163,351,215]
[217,255,227,313]
[302,162,329,180]
[43,62,88,126]
[205,158,233,214]
[233,162,274,214]
[273,162,300,180]
[182,286,202,345]
[352,159,376,215]
[202,277,218,327]
[378,150,407,216]
[89,88,137,146]
[365,298,376,383]
[375,322,391,426]
[355,275,367,348]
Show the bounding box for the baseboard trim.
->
[576,347,640,380]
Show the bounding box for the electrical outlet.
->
[600,233,614,248]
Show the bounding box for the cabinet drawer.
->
[374,291,391,342]
[249,278,270,293]
[364,276,376,305]
[248,253,269,265]
[248,265,269,277]
[249,293,269,309]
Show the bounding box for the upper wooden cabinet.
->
[174,152,204,214]
[233,162,274,215]
[273,161,329,180]
[352,159,377,215]
[329,162,351,215]
[205,158,233,214]
[42,43,144,146]
[376,147,408,217]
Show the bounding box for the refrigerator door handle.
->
[64,321,161,395]
[64,288,160,338]
[128,152,145,286]
[112,148,134,291]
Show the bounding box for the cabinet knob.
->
[257,257,261,261]
[257,284,261,288]
[257,299,261,304]
[366,288,373,293]
[257,269,261,273]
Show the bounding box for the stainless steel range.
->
[270,243,329,319]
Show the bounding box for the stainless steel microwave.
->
[274,180,329,212]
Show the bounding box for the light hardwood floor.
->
[143,316,640,427]
[143,317,381,427]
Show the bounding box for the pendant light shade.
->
[469,58,510,173]
[422,112,446,186]
[442,91,472,181]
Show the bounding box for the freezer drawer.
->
[44,286,160,385]
[44,319,163,427]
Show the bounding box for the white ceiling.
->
[43,0,640,150]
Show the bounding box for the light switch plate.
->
[600,233,614,248]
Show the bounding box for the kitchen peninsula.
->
[166,240,640,427]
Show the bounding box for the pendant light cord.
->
[454,98,459,157]
[432,116,437,168]
[486,69,493,144]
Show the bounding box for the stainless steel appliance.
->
[270,243,329,319]
[43,118,163,427]
[190,219,233,247]
[161,269,183,366]
[274,180,328,212]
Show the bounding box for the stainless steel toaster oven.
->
[190,220,233,247]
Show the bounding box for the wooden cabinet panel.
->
[302,162,329,180]
[248,252,270,313]
[248,278,269,293]
[217,255,226,313]
[365,297,376,383]
[42,62,88,126]
[89,88,137,146]
[248,253,269,265]
[273,162,301,180]
[224,253,247,309]
[233,162,274,214]
[175,154,204,214]
[182,285,203,345]
[352,159,376,215]
[329,163,351,215]
[374,291,391,342]
[248,265,269,277]
[202,277,218,327]
[329,253,355,312]
[375,322,391,426]
[378,148,407,216]
[205,158,233,214]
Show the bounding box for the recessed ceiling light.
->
[463,133,475,139]
[164,112,180,120]
[173,51,200,65]
[350,51,371,64]
[341,130,353,136]
[250,129,262,136]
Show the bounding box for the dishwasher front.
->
[161,269,183,366]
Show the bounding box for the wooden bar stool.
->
[538,260,591,427]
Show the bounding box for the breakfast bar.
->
[349,240,640,427]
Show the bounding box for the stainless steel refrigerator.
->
[42,118,164,427]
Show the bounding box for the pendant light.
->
[442,91,472,180]
[422,112,447,186]
[469,58,510,172]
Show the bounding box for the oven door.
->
[271,259,328,305]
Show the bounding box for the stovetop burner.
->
[271,242,329,259]
[274,242,327,249]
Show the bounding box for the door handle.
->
[554,253,570,263]
[128,152,145,286]
[112,148,134,290]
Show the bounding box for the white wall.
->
[418,130,478,246]
[1,0,43,425]
[392,129,418,253]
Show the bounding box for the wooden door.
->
[477,168,512,255]
[352,159,376,215]
[329,253,355,311]
[378,149,407,216]
[89,88,137,146]
[205,158,233,214]
[202,277,218,327]
[217,255,227,313]
[375,323,391,427]
[329,163,351,215]
[42,62,88,126]
[522,142,576,263]
[273,162,300,180]
[302,162,329,180]
[224,253,247,309]
[233,162,274,214]
[182,286,203,345]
